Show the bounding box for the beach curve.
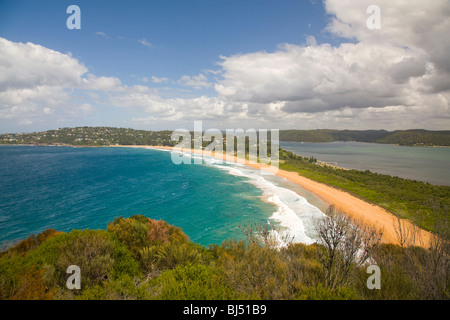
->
[112,145,433,247]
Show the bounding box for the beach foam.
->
[142,147,327,245]
[202,154,327,245]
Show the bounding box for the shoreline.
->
[280,140,450,148]
[1,143,433,247]
[112,145,433,247]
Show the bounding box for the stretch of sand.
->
[112,145,433,247]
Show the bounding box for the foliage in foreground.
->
[0,213,448,300]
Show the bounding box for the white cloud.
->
[0,38,87,90]
[178,73,211,89]
[82,74,123,91]
[326,0,450,78]
[305,35,317,47]
[151,76,169,84]
[138,38,153,49]
[0,85,70,123]
[1,0,449,131]
[0,37,116,127]
[78,103,95,115]
[216,42,421,111]
[95,31,107,38]
[212,0,449,128]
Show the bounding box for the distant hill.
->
[374,130,450,146]
[0,127,449,147]
[0,127,175,147]
[279,129,450,146]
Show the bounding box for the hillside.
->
[1,127,449,147]
[279,129,450,146]
[0,214,448,300]
[0,127,175,147]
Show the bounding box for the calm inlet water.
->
[0,145,326,247]
[280,141,450,186]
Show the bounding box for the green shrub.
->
[154,242,202,269]
[150,264,241,300]
[20,229,139,294]
[302,283,357,300]
[1,216,446,300]
[107,215,152,256]
[101,274,149,300]
[217,241,292,299]
[107,215,190,257]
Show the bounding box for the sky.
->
[0,0,449,133]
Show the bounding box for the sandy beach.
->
[114,145,433,247]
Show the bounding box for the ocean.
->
[0,145,327,248]
[280,141,450,186]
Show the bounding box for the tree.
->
[313,206,382,291]
[394,214,450,299]
[238,221,293,249]
[393,217,422,248]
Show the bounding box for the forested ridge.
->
[279,129,450,146]
[1,127,449,146]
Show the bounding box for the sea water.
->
[0,145,327,248]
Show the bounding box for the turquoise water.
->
[280,141,450,186]
[0,145,326,248]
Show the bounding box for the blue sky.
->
[1,0,327,89]
[0,0,449,132]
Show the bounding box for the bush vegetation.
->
[279,149,449,232]
[279,129,450,146]
[2,127,448,147]
[0,212,448,300]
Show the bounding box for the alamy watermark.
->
[66,5,81,30]
[366,264,381,290]
[66,265,81,290]
[367,5,381,30]
[65,5,380,31]
[170,121,279,174]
